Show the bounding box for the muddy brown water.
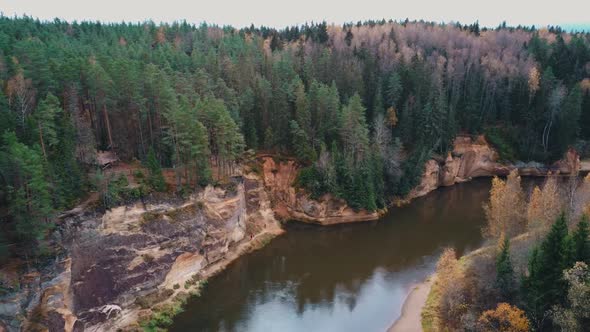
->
[170,179,493,332]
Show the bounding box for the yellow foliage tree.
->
[528,67,540,98]
[527,175,563,236]
[386,106,398,127]
[478,303,531,332]
[572,174,590,219]
[432,248,473,330]
[484,170,526,239]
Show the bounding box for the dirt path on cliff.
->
[388,276,434,332]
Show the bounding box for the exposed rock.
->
[1,173,282,332]
[407,135,582,200]
[260,156,384,225]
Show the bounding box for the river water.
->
[170,179,491,332]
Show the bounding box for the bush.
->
[141,303,184,332]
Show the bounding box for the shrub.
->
[141,303,184,331]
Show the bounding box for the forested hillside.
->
[0,17,589,259]
[425,172,590,331]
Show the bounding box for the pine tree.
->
[34,93,61,161]
[523,214,572,327]
[289,121,315,162]
[146,147,166,192]
[385,71,402,108]
[340,94,370,166]
[3,132,52,253]
[496,236,515,301]
[556,85,582,155]
[163,96,211,189]
[572,216,590,264]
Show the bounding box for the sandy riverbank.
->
[388,276,434,332]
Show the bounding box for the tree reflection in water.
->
[170,179,491,332]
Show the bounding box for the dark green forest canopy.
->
[0,16,589,256]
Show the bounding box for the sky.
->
[2,0,590,30]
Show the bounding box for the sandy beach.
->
[388,276,434,332]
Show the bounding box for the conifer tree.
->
[146,147,166,192]
[523,214,572,327]
[3,132,52,252]
[496,236,515,301]
[572,216,590,264]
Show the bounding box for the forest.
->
[0,16,589,262]
[426,172,590,331]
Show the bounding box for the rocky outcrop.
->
[260,156,384,225]
[407,136,582,200]
[0,173,282,332]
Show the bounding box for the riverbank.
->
[125,226,285,332]
[389,276,435,332]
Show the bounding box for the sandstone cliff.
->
[407,135,581,200]
[0,173,282,332]
[260,156,383,225]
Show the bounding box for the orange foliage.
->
[484,170,526,238]
[528,67,540,96]
[434,248,474,329]
[386,107,398,127]
[526,175,563,236]
[478,303,530,332]
[573,173,590,219]
[155,26,166,44]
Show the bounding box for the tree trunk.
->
[38,123,48,162]
[137,109,145,157]
[103,104,114,149]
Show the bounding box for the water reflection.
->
[170,179,491,332]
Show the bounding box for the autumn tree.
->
[484,170,526,239]
[477,303,530,332]
[526,175,563,236]
[433,248,471,329]
[571,174,590,219]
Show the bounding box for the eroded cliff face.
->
[260,156,383,225]
[407,135,581,200]
[0,173,282,332]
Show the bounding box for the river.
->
[170,179,491,332]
